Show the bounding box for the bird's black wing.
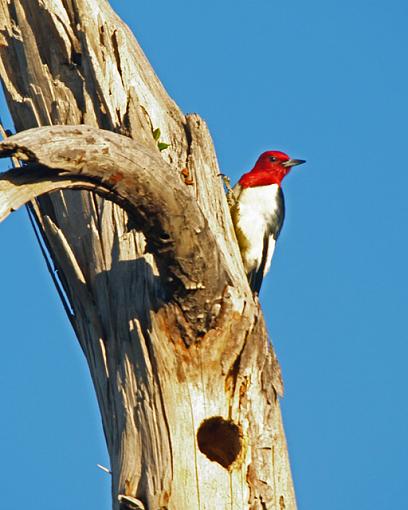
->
[273,185,285,241]
[248,187,285,294]
[247,234,270,294]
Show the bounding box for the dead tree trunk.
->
[0,1,296,509]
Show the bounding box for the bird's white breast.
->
[233,183,280,272]
[237,183,280,219]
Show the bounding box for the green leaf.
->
[158,142,170,151]
[152,128,161,141]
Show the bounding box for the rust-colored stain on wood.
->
[180,167,194,185]
[108,171,124,184]
[161,490,170,506]
[225,351,241,396]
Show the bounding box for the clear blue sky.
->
[1,1,407,508]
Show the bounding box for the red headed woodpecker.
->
[231,151,305,293]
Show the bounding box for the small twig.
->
[97,463,112,475]
[26,206,75,320]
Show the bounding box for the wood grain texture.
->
[0,1,296,509]
[0,125,233,333]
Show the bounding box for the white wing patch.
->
[263,235,276,276]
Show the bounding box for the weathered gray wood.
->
[0,1,296,509]
[0,125,235,334]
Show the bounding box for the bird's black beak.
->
[283,159,306,168]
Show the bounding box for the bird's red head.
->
[239,150,306,188]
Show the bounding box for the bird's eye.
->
[269,156,277,162]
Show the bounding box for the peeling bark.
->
[0,1,296,509]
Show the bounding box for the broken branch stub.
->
[0,125,228,333]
